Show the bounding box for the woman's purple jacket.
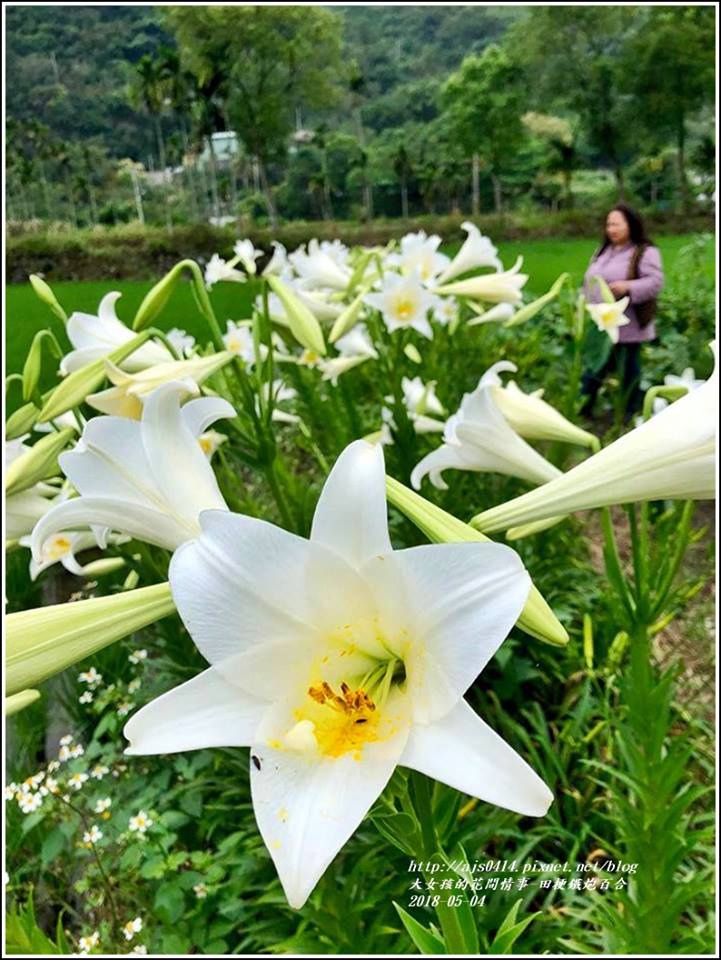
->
[583,242,665,343]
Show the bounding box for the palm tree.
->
[128,54,167,173]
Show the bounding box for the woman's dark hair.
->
[595,203,653,257]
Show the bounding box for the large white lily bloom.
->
[31,382,235,553]
[436,222,503,284]
[60,292,172,375]
[434,256,528,305]
[585,297,631,343]
[123,439,552,909]
[364,271,436,339]
[204,254,246,289]
[411,386,562,492]
[233,239,263,276]
[319,325,378,385]
[480,362,596,448]
[473,343,718,533]
[86,352,233,418]
[386,231,450,285]
[290,239,351,291]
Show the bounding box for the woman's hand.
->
[609,280,631,296]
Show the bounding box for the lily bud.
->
[404,343,423,364]
[504,273,569,328]
[6,582,175,696]
[29,274,67,322]
[5,428,75,496]
[37,331,152,423]
[329,288,369,343]
[6,689,41,717]
[267,276,326,356]
[6,400,41,440]
[385,475,568,647]
[132,261,185,331]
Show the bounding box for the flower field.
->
[5,225,716,956]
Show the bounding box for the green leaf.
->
[489,899,540,954]
[40,827,68,866]
[154,881,186,924]
[393,902,446,954]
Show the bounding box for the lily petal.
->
[401,698,553,817]
[251,695,410,909]
[124,667,267,755]
[310,439,391,568]
[362,542,530,722]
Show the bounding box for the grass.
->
[5,233,715,377]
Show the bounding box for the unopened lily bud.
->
[607,631,629,669]
[6,582,175,696]
[80,557,127,578]
[6,399,40,440]
[329,288,369,343]
[267,276,326,357]
[132,262,185,331]
[29,274,67,322]
[123,570,140,591]
[6,689,41,717]
[504,273,568,328]
[385,475,568,647]
[5,428,75,496]
[38,331,152,423]
[404,344,422,365]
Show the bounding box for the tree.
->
[165,5,343,226]
[441,45,525,213]
[127,54,168,172]
[621,6,715,212]
[392,143,413,219]
[522,112,578,207]
[509,6,636,199]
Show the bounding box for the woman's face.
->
[606,210,630,245]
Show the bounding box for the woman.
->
[580,204,665,417]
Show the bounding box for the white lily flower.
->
[434,256,528,305]
[472,343,718,533]
[479,362,596,448]
[364,271,436,339]
[263,241,290,276]
[292,280,345,323]
[585,297,631,343]
[86,352,233,419]
[319,325,378,386]
[123,439,552,909]
[222,321,255,362]
[19,529,127,581]
[60,292,172,375]
[436,222,503,284]
[386,231,450,285]
[166,328,196,357]
[399,376,447,435]
[233,239,263,275]
[411,385,562,491]
[429,295,460,327]
[204,254,246,289]
[198,430,227,459]
[31,382,235,553]
[319,239,351,270]
[290,239,351,290]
